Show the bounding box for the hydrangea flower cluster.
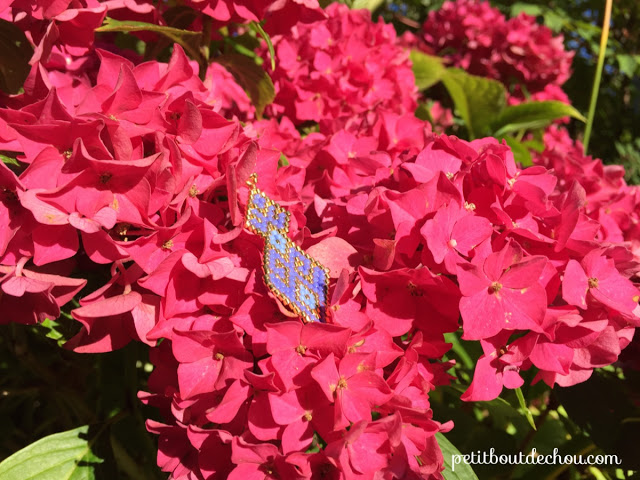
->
[144,107,639,475]
[264,3,418,133]
[184,0,324,35]
[534,125,640,253]
[1,0,639,478]
[533,126,640,372]
[421,0,573,103]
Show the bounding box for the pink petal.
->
[248,393,281,441]
[177,357,221,399]
[562,260,588,309]
[131,294,159,346]
[460,290,507,340]
[269,350,315,391]
[181,252,211,278]
[451,214,493,256]
[68,212,101,233]
[592,271,640,314]
[102,65,143,116]
[65,315,132,353]
[500,256,547,289]
[530,342,573,374]
[72,292,142,318]
[177,100,203,145]
[306,236,359,278]
[32,224,78,266]
[339,388,372,426]
[483,243,522,281]
[281,420,313,454]
[456,263,489,296]
[22,270,86,307]
[372,238,396,271]
[206,256,235,280]
[265,321,302,353]
[347,371,392,406]
[2,276,51,296]
[231,437,279,464]
[207,380,252,424]
[502,368,524,389]
[301,322,351,357]
[81,230,128,264]
[228,464,265,480]
[461,355,503,401]
[311,354,340,402]
[348,431,391,474]
[19,189,68,225]
[554,182,585,252]
[422,204,456,264]
[164,266,202,317]
[499,284,547,332]
[269,391,305,425]
[171,330,215,363]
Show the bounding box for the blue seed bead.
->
[254,194,266,208]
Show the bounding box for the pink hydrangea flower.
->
[1,0,639,474]
[265,3,417,132]
[421,0,573,100]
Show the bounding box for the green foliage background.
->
[377,0,640,184]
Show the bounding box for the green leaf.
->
[503,137,533,167]
[522,139,545,153]
[1,154,20,167]
[351,0,385,11]
[443,332,474,370]
[510,2,543,17]
[436,432,480,480]
[39,318,65,344]
[0,18,34,95]
[305,432,326,454]
[414,103,434,123]
[96,17,200,39]
[278,153,289,168]
[96,17,204,68]
[617,54,638,77]
[300,123,319,136]
[215,53,275,119]
[491,101,586,137]
[223,35,263,63]
[515,387,537,431]
[440,68,506,139]
[0,425,105,480]
[410,50,446,91]
[541,10,567,32]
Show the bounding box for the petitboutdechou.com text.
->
[452,448,622,471]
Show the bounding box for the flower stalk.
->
[583,0,613,155]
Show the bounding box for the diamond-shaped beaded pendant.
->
[245,174,329,323]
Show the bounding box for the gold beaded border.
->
[245,174,330,323]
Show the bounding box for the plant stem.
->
[201,14,212,62]
[583,0,613,155]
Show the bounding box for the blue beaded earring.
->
[245,174,329,323]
